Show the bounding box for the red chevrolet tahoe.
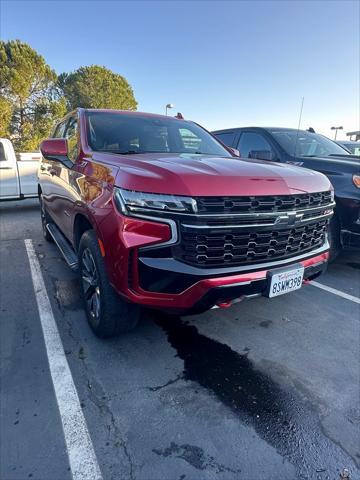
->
[38,109,334,337]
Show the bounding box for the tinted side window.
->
[53,121,67,138]
[238,132,275,160]
[64,117,78,161]
[0,143,6,162]
[215,132,236,147]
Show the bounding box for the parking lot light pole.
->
[165,103,174,116]
[331,126,343,140]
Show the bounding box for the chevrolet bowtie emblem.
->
[275,212,304,225]
[288,212,304,225]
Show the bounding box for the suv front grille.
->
[176,219,329,267]
[195,191,332,214]
[168,191,334,268]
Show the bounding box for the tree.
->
[0,40,66,150]
[0,97,12,138]
[59,65,137,111]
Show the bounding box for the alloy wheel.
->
[81,248,101,322]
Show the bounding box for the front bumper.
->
[123,246,329,313]
[104,196,332,314]
[337,196,360,249]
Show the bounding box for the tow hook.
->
[216,301,233,309]
[212,293,263,310]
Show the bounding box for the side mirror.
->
[249,150,274,161]
[228,147,240,157]
[40,138,71,166]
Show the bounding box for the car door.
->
[53,115,80,240]
[237,131,277,161]
[41,119,69,226]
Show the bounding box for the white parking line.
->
[310,280,360,305]
[24,239,103,480]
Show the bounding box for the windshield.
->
[86,112,232,157]
[339,142,360,155]
[272,130,349,157]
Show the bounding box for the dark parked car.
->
[38,110,334,338]
[213,127,360,257]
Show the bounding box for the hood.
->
[96,152,332,196]
[297,155,360,169]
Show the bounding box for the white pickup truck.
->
[0,138,40,200]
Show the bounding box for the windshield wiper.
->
[100,150,141,155]
[327,153,349,157]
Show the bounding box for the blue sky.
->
[1,0,359,139]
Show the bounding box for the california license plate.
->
[266,264,304,298]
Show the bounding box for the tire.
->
[78,230,140,338]
[39,194,53,242]
[328,214,341,262]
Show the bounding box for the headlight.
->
[114,187,196,215]
[353,175,360,189]
[330,189,335,202]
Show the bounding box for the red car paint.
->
[39,109,334,314]
[110,153,330,197]
[40,138,68,157]
[115,251,330,310]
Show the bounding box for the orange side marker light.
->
[98,239,106,257]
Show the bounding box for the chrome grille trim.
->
[181,210,333,230]
[127,201,335,219]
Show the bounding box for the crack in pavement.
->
[84,376,135,480]
[148,374,184,392]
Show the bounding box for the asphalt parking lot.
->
[0,198,359,480]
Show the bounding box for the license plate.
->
[266,265,304,298]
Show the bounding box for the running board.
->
[46,223,79,271]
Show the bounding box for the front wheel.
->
[78,230,140,338]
